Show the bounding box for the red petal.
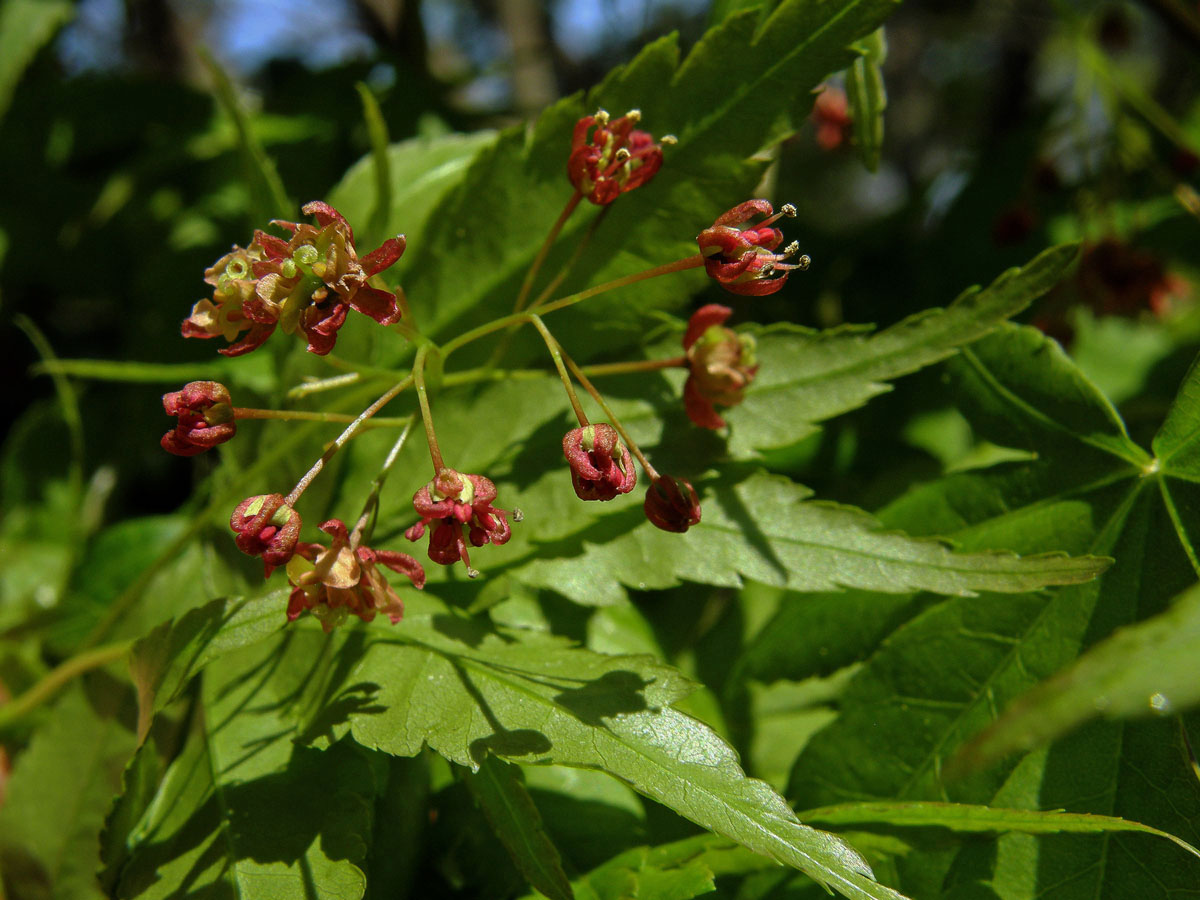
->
[683,377,726,429]
[713,200,773,228]
[720,274,789,296]
[218,323,275,356]
[683,304,732,350]
[362,237,406,276]
[302,201,353,244]
[348,285,399,324]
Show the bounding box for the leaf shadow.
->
[116,741,370,899]
[450,660,554,765]
[710,478,788,583]
[551,669,654,726]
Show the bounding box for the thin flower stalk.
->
[284,374,414,507]
[441,253,706,359]
[232,407,411,428]
[413,343,446,473]
[350,416,416,547]
[529,314,589,426]
[513,191,585,313]
[560,348,659,480]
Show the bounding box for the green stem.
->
[0,640,133,733]
[442,254,706,359]
[528,315,589,426]
[536,254,705,316]
[560,348,659,480]
[350,416,417,547]
[284,375,414,507]
[413,344,445,474]
[530,205,610,309]
[582,356,686,376]
[233,407,410,427]
[513,191,584,313]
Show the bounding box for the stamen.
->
[467,567,481,579]
[594,109,610,126]
[615,148,631,163]
[797,254,812,271]
[781,203,797,217]
[512,508,525,523]
[625,108,642,122]
[782,241,800,257]
[760,263,775,277]
[661,134,678,145]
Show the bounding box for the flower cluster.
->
[286,519,424,632]
[568,109,668,205]
[161,381,236,456]
[697,200,810,296]
[165,112,811,626]
[644,476,702,533]
[183,202,405,356]
[406,469,512,576]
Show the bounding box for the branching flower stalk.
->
[162,108,807,627]
[284,374,414,507]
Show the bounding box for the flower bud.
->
[562,424,637,501]
[644,476,702,533]
[161,381,237,456]
[230,493,302,575]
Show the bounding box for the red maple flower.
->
[682,305,758,429]
[644,475,701,533]
[697,200,809,296]
[230,493,302,575]
[406,469,512,575]
[562,424,637,501]
[183,202,405,356]
[286,519,424,632]
[568,109,668,205]
[161,381,237,456]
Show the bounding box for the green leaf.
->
[128,590,290,742]
[508,470,1109,606]
[114,637,374,899]
[846,27,887,171]
[0,0,73,124]
[198,48,291,222]
[800,801,1200,862]
[785,324,1200,897]
[518,833,781,900]
[326,129,497,272]
[353,82,392,247]
[1153,351,1200,476]
[0,682,137,900]
[725,243,1078,456]
[951,580,1200,775]
[299,594,909,900]
[464,756,575,900]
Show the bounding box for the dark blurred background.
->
[3,0,1199,522]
